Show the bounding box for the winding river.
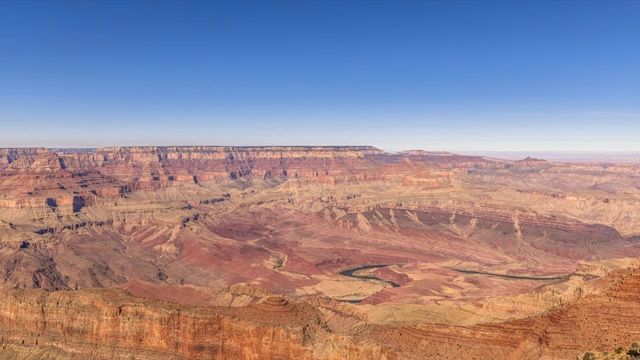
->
[448,268,566,281]
[336,264,564,304]
[340,265,565,283]
[339,264,401,287]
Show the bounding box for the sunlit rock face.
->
[0,146,639,359]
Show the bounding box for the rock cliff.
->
[0,287,394,359]
[0,260,639,359]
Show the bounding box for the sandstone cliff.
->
[1,260,639,359]
[0,287,394,359]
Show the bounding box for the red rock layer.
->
[0,261,639,359]
[348,261,640,359]
[0,146,469,214]
[0,287,395,359]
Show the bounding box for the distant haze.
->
[460,151,640,164]
[0,1,638,153]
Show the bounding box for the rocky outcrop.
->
[0,287,395,359]
[0,148,49,166]
[372,267,412,286]
[401,171,452,189]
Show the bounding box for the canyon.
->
[0,146,639,359]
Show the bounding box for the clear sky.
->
[0,1,638,152]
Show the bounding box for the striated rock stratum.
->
[0,146,639,359]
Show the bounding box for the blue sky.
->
[0,1,638,152]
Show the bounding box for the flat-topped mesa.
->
[397,150,454,156]
[515,156,549,164]
[0,148,49,155]
[93,146,385,161]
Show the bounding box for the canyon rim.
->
[0,146,638,359]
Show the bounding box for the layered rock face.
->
[64,146,386,176]
[0,261,639,359]
[0,146,639,358]
[0,148,50,166]
[0,287,393,359]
